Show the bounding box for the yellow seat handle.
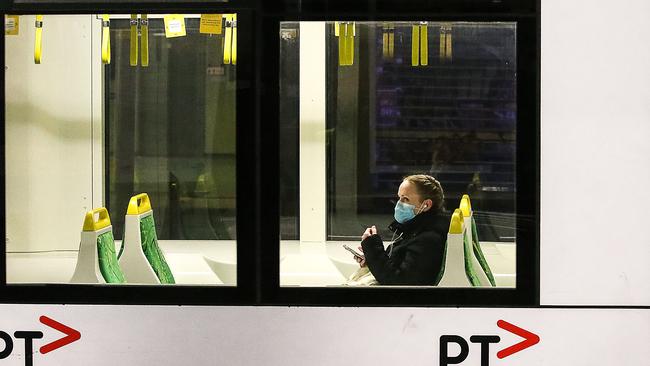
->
[449,208,464,234]
[460,194,472,217]
[34,15,43,64]
[127,193,152,215]
[101,14,111,64]
[83,207,112,232]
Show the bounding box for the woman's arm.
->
[361,233,439,285]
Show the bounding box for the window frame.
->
[259,6,540,306]
[1,0,539,306]
[0,5,258,304]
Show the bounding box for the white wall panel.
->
[5,15,95,252]
[541,0,650,304]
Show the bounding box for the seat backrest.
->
[437,209,474,287]
[461,194,496,286]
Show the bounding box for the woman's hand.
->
[355,246,366,267]
[361,225,377,241]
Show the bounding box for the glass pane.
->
[5,14,238,286]
[279,21,516,288]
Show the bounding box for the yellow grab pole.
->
[34,15,43,64]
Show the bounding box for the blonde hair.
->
[403,174,445,212]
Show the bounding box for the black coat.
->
[360,210,449,285]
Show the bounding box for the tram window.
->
[5,14,238,286]
[279,21,517,288]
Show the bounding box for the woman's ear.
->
[423,199,433,211]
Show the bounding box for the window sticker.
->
[164,14,186,38]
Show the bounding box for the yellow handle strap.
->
[83,208,112,232]
[126,193,152,215]
[231,14,237,65]
[445,30,452,61]
[223,14,233,65]
[411,24,419,66]
[460,194,472,217]
[34,15,43,64]
[338,22,347,66]
[101,14,111,64]
[388,25,394,59]
[334,21,340,37]
[439,26,446,62]
[346,22,354,66]
[141,14,149,67]
[449,208,464,234]
[420,23,428,66]
[129,14,138,66]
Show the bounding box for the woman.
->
[356,174,449,285]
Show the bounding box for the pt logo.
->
[0,316,81,366]
[440,320,539,366]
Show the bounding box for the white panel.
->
[299,22,327,243]
[91,17,104,209]
[0,306,647,365]
[541,0,650,304]
[5,15,94,252]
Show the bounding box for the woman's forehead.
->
[398,180,418,197]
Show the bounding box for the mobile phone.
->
[343,244,364,260]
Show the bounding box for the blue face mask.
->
[394,201,423,224]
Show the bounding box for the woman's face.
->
[397,180,428,213]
